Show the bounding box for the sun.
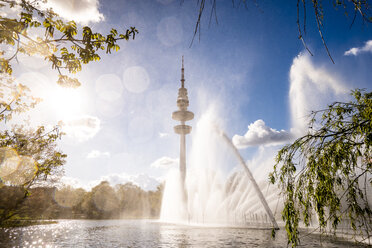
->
[46,86,87,121]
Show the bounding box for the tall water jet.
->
[219,130,279,229]
[171,56,194,213]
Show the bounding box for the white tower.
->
[172,57,194,200]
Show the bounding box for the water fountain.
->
[161,58,281,229]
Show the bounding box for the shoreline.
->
[1,220,58,228]
[0,217,160,228]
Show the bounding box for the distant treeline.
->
[0,181,164,221]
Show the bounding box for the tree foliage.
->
[79,181,163,219]
[0,56,64,226]
[0,63,66,225]
[0,0,138,87]
[0,0,138,225]
[270,89,372,246]
[0,74,40,122]
[0,181,164,222]
[0,125,66,224]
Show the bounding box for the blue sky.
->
[5,0,372,190]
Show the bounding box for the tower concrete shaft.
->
[172,56,193,191]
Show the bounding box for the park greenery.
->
[270,89,372,247]
[0,181,163,226]
[0,0,138,226]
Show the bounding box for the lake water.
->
[0,219,367,247]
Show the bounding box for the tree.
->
[0,0,138,225]
[0,0,137,119]
[81,181,119,219]
[0,125,66,224]
[270,89,372,247]
[0,0,138,87]
[54,185,85,208]
[0,75,64,225]
[190,0,372,63]
[148,183,164,217]
[20,187,56,219]
[116,182,146,218]
[0,72,63,225]
[0,74,40,123]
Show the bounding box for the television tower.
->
[172,56,194,198]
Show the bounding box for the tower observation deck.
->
[172,56,193,190]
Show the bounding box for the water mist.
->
[160,107,282,227]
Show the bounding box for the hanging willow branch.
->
[189,0,372,63]
[270,89,372,247]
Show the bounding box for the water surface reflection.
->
[0,220,367,247]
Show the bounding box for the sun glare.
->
[46,86,87,121]
[16,72,89,123]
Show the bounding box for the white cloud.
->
[344,40,372,56]
[0,3,21,19]
[151,156,178,169]
[86,150,110,159]
[58,176,89,190]
[233,53,348,149]
[232,119,292,148]
[100,173,161,191]
[61,115,101,142]
[159,132,169,138]
[60,173,161,191]
[44,0,104,24]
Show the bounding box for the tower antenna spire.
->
[181,55,185,88]
[173,56,193,215]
